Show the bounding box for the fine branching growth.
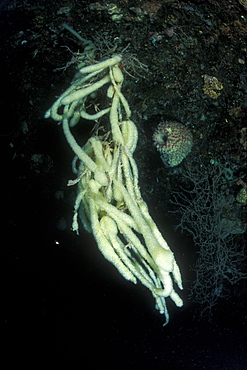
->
[171,160,246,316]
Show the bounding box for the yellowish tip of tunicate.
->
[121,120,138,153]
[112,66,124,83]
[107,85,114,98]
[101,215,118,237]
[113,182,123,202]
[151,247,174,273]
[70,111,81,127]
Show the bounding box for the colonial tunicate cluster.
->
[45,55,183,325]
[153,121,193,167]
